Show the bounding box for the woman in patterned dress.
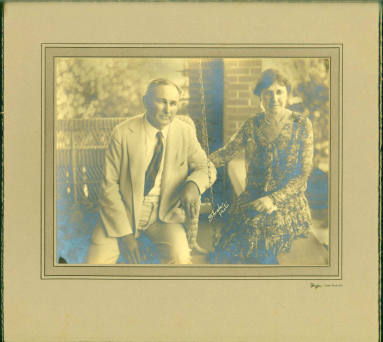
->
[209,69,323,264]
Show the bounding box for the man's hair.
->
[253,69,291,97]
[144,79,183,98]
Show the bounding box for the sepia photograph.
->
[4,3,379,341]
[52,52,335,269]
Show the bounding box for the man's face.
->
[144,84,180,130]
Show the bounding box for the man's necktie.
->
[144,131,164,196]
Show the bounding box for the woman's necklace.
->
[263,109,291,143]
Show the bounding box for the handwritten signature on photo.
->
[208,202,230,223]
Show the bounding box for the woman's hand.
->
[251,196,277,214]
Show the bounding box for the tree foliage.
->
[56,58,188,119]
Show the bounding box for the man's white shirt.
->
[143,114,169,197]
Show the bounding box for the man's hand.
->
[251,196,277,214]
[180,181,201,219]
[119,234,141,264]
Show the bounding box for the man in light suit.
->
[87,79,216,264]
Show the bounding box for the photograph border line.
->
[41,43,343,280]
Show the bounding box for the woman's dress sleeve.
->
[209,119,251,168]
[269,117,314,205]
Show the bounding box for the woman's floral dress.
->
[209,112,314,264]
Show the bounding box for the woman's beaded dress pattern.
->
[210,112,314,264]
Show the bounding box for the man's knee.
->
[86,223,120,264]
[159,224,192,264]
[86,242,120,264]
[168,244,192,264]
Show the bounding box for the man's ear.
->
[142,94,147,107]
[259,98,265,112]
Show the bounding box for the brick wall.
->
[185,59,223,153]
[223,59,263,143]
[185,59,226,203]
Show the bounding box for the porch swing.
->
[183,59,216,255]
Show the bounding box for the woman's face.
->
[260,82,288,116]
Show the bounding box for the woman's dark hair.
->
[253,69,291,97]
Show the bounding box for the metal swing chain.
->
[184,59,216,255]
[198,59,215,209]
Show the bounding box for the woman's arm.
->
[209,119,252,168]
[269,117,314,206]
